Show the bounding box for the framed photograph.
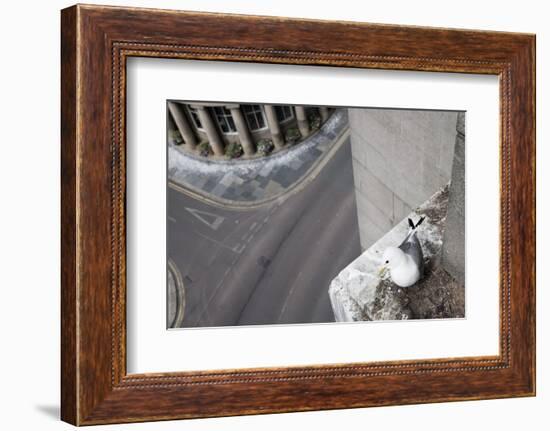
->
[61,4,536,425]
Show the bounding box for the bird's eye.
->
[385,260,389,264]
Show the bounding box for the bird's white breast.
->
[389,255,421,287]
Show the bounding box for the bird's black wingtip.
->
[415,216,426,228]
[408,218,415,229]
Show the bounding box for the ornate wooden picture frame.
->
[61,4,535,425]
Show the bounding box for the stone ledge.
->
[329,184,464,322]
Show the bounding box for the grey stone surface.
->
[358,223,386,253]
[355,189,393,234]
[441,112,466,285]
[393,194,413,224]
[352,160,394,220]
[348,108,458,250]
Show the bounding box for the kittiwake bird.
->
[379,217,426,288]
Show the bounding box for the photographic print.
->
[167,102,465,329]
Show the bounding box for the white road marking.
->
[185,207,225,230]
[233,243,246,254]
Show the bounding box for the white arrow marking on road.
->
[185,207,225,230]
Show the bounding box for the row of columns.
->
[168,102,328,157]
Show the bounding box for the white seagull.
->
[380,217,425,288]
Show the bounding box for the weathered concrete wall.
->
[441,112,465,285]
[349,109,459,250]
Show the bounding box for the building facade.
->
[168,101,332,158]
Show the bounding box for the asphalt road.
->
[168,138,361,328]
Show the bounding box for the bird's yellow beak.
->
[378,265,388,278]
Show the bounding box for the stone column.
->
[294,106,310,137]
[229,106,255,156]
[319,107,329,122]
[195,106,224,156]
[263,105,284,149]
[167,102,197,149]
